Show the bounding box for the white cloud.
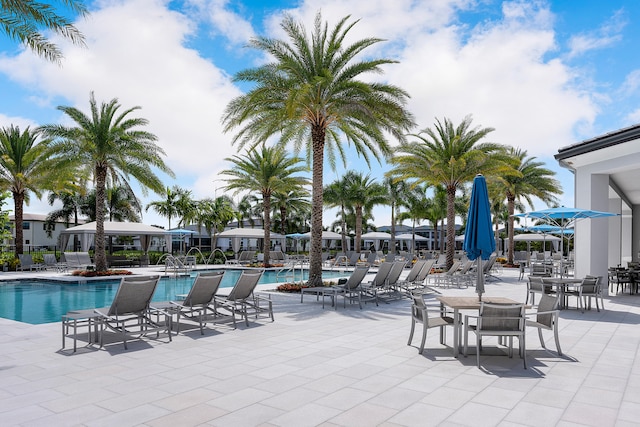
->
[0,0,243,206]
[188,0,255,45]
[567,8,625,58]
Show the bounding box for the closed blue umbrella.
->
[464,175,495,301]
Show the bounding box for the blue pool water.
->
[0,269,347,324]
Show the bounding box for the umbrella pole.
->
[477,257,483,301]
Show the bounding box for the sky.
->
[1,0,639,230]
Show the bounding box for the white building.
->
[556,124,640,284]
[8,213,81,251]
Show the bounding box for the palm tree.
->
[343,172,386,252]
[397,183,430,255]
[0,125,68,256]
[391,115,513,269]
[40,92,174,271]
[1,0,88,63]
[106,184,142,222]
[222,12,414,285]
[174,188,196,228]
[324,175,358,253]
[383,176,408,255]
[194,196,235,250]
[233,194,255,228]
[497,148,561,265]
[222,145,308,266]
[146,186,182,230]
[271,188,310,235]
[46,186,88,242]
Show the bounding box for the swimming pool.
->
[0,269,348,324]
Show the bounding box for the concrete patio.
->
[1,266,639,426]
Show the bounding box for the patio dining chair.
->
[526,276,554,305]
[407,292,454,354]
[464,302,527,369]
[526,294,562,355]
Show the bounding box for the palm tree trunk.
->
[95,165,108,272]
[507,195,515,265]
[263,192,271,266]
[390,203,396,255]
[280,206,287,235]
[341,205,347,252]
[14,191,24,256]
[355,206,362,253]
[446,185,456,270]
[308,125,325,286]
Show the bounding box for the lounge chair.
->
[155,271,226,335]
[214,270,271,326]
[94,276,171,350]
[360,262,394,306]
[64,252,95,270]
[238,250,256,265]
[397,260,427,294]
[403,259,437,295]
[322,265,370,309]
[430,261,462,287]
[382,260,407,297]
[44,253,67,272]
[17,254,44,271]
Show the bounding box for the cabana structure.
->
[59,221,167,254]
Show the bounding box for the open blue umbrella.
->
[464,174,496,301]
[514,206,617,277]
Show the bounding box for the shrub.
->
[71,269,133,277]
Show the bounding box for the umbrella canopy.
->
[463,175,495,300]
[515,206,617,277]
[523,224,574,235]
[515,206,617,222]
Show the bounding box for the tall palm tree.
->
[397,183,430,255]
[146,186,182,230]
[496,148,561,265]
[174,188,196,228]
[0,125,68,256]
[1,0,88,63]
[324,175,358,253]
[343,172,386,252]
[40,92,174,271]
[233,194,255,228]
[194,196,235,250]
[106,184,142,222]
[391,115,513,269]
[383,176,408,255]
[222,145,308,266]
[271,188,310,235]
[223,12,414,285]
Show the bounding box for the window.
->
[22,222,30,230]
